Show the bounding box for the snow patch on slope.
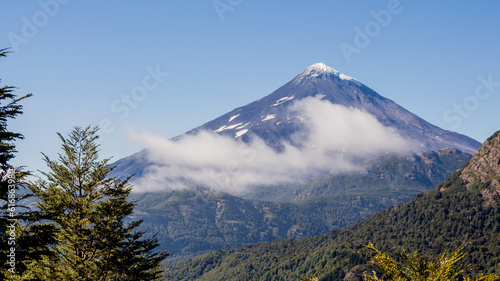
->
[236,122,251,129]
[215,123,243,133]
[272,96,294,106]
[262,114,276,121]
[315,94,326,100]
[228,114,240,122]
[235,129,248,138]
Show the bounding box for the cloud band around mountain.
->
[128,98,413,194]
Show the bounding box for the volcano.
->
[188,63,479,154]
[111,63,480,181]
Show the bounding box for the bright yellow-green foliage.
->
[364,243,500,281]
[299,276,319,281]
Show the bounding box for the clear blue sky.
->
[1,0,499,172]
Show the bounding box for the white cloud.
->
[127,98,413,194]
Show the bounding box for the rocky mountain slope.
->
[460,132,500,206]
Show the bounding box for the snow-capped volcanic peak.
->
[182,62,480,154]
[297,63,360,85]
[111,61,482,188]
[307,62,336,73]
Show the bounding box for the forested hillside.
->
[164,131,500,281]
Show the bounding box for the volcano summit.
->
[188,63,479,154]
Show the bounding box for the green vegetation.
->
[132,188,389,265]
[0,49,32,166]
[363,243,500,281]
[26,126,169,280]
[164,138,500,280]
[0,48,55,279]
[1,50,169,280]
[299,276,319,281]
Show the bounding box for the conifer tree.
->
[0,48,55,280]
[28,126,168,280]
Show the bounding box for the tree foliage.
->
[27,126,169,280]
[299,276,319,281]
[0,48,32,166]
[0,48,56,280]
[363,243,500,281]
